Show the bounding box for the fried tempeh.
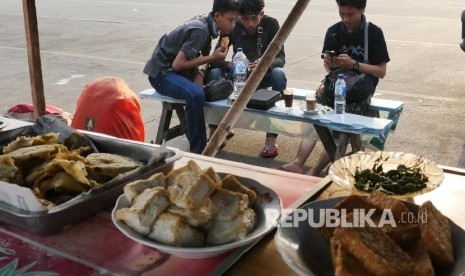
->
[334,225,415,275]
[418,200,454,266]
[330,237,375,276]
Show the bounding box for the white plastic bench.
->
[140,88,402,160]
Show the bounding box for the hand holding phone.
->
[326,50,338,57]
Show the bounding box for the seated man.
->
[143,0,239,154]
[279,0,390,175]
[207,0,287,158]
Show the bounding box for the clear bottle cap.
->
[338,73,344,78]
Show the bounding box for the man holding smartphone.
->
[279,0,390,175]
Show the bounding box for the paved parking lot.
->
[1,0,464,172]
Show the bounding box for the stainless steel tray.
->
[0,130,183,235]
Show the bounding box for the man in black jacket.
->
[207,0,287,158]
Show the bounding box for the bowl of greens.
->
[328,151,444,198]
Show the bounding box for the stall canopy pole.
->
[202,0,311,157]
[22,0,46,119]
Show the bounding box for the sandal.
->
[226,131,235,140]
[261,144,279,158]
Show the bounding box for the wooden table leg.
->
[173,104,187,138]
[155,102,172,144]
[155,102,187,144]
[335,132,350,160]
[314,125,354,162]
[350,134,362,153]
[314,125,337,162]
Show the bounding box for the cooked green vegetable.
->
[354,161,428,195]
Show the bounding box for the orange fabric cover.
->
[71,77,145,142]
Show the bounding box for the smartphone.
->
[326,50,337,57]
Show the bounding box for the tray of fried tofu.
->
[275,191,465,275]
[0,124,182,235]
[112,160,282,259]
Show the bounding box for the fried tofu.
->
[167,172,217,209]
[167,198,218,227]
[165,160,201,187]
[148,212,205,247]
[221,174,257,207]
[207,208,256,245]
[3,133,59,154]
[116,187,170,235]
[220,36,229,49]
[0,154,22,184]
[210,188,249,221]
[123,172,166,203]
[33,171,93,199]
[202,166,221,185]
[85,153,143,183]
[419,200,454,266]
[116,160,258,247]
[7,144,68,163]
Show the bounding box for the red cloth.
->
[71,77,145,142]
[8,103,63,114]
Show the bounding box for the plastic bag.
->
[71,77,145,141]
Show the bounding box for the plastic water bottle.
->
[232,48,248,100]
[334,73,346,115]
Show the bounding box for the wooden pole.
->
[202,0,312,157]
[22,0,46,119]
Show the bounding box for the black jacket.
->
[210,15,285,71]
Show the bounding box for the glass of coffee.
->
[283,89,294,109]
[306,91,316,111]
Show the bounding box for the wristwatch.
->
[353,61,360,72]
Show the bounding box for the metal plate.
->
[275,197,465,276]
[0,131,183,235]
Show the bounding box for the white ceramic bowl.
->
[328,151,444,198]
[112,174,282,259]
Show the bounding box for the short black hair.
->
[239,0,265,16]
[212,0,241,14]
[336,0,366,9]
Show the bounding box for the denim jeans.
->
[207,67,287,139]
[149,72,206,153]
